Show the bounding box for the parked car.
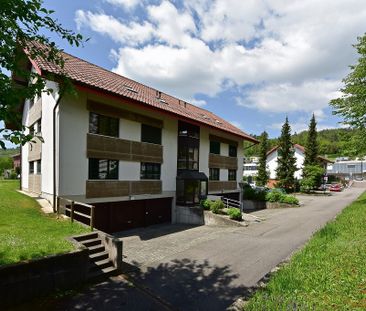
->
[355,177,364,181]
[330,184,342,192]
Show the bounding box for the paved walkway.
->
[30,182,365,311]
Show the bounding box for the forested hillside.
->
[0,148,19,157]
[244,128,362,159]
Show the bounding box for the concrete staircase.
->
[73,232,118,280]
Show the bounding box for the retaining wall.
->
[243,200,298,210]
[0,245,89,308]
[175,206,204,225]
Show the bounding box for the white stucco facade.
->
[267,146,306,180]
[21,74,246,206]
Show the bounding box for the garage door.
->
[90,198,172,233]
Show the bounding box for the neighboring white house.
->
[266,144,332,180]
[243,163,258,178]
[14,44,258,233]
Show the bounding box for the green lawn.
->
[244,192,366,310]
[0,180,88,265]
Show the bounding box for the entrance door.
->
[185,180,200,205]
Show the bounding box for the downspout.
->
[19,146,22,190]
[52,93,63,212]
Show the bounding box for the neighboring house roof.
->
[266,144,334,163]
[28,43,258,143]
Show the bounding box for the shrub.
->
[243,186,267,201]
[210,200,225,214]
[265,190,285,202]
[281,195,299,205]
[265,190,299,205]
[300,177,315,193]
[227,208,242,220]
[200,199,211,210]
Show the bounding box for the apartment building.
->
[17,46,258,232]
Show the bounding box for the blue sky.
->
[3,0,366,148]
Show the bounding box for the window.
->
[209,168,220,181]
[36,160,41,174]
[29,124,35,136]
[177,121,200,171]
[228,169,236,181]
[89,112,119,137]
[229,145,237,157]
[178,121,200,139]
[177,146,199,170]
[210,141,220,154]
[89,159,119,179]
[141,124,162,144]
[140,163,161,179]
[36,119,41,134]
[29,161,34,174]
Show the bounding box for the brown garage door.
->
[90,198,172,233]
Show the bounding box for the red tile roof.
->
[30,43,258,143]
[267,144,333,163]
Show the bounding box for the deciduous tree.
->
[330,33,366,153]
[0,0,85,148]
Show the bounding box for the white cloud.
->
[237,79,342,113]
[229,121,243,130]
[75,10,154,45]
[190,99,207,107]
[104,0,141,10]
[75,0,366,110]
[112,42,221,100]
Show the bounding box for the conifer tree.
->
[276,117,297,190]
[304,114,318,166]
[256,131,269,186]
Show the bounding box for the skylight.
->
[123,84,138,94]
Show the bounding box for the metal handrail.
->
[57,197,95,231]
[221,197,243,213]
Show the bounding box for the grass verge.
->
[244,191,366,310]
[0,180,88,265]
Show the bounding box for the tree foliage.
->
[304,114,318,166]
[0,156,13,175]
[300,165,325,193]
[0,0,85,148]
[276,117,297,190]
[330,33,366,153]
[256,131,269,186]
[244,127,362,159]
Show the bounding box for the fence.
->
[57,197,95,231]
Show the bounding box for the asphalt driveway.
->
[34,182,365,311]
